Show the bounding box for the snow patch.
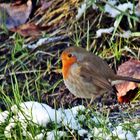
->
[0,101,140,139]
[0,111,9,124]
[112,125,135,140]
[58,105,85,130]
[76,0,87,20]
[96,27,114,37]
[105,1,133,17]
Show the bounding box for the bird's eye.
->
[67,53,72,58]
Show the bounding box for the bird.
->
[61,47,140,102]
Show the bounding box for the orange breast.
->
[61,52,77,79]
[62,59,75,79]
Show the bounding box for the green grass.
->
[0,0,140,139]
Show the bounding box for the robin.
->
[61,47,140,102]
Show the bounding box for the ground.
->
[0,0,140,139]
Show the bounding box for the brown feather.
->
[79,62,113,93]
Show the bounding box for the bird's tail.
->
[111,75,140,85]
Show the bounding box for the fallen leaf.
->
[11,23,43,37]
[136,0,140,17]
[116,59,140,103]
[0,0,32,29]
[11,0,23,6]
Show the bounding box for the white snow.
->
[46,130,66,140]
[136,130,140,139]
[76,0,140,19]
[2,101,85,139]
[11,101,57,126]
[134,123,140,130]
[115,30,132,39]
[120,30,132,38]
[0,111,9,124]
[4,121,16,138]
[76,0,87,20]
[112,125,135,140]
[0,101,139,139]
[92,3,98,10]
[96,27,114,37]
[105,1,133,17]
[26,37,54,49]
[24,36,67,49]
[76,0,134,20]
[78,129,88,136]
[34,132,45,140]
[58,105,85,130]
[76,0,98,20]
[96,25,132,39]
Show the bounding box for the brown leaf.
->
[11,23,42,37]
[136,0,140,16]
[11,0,23,6]
[116,59,140,103]
[0,0,32,29]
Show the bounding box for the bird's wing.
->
[83,53,115,78]
[78,61,113,92]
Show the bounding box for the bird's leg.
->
[87,95,103,107]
